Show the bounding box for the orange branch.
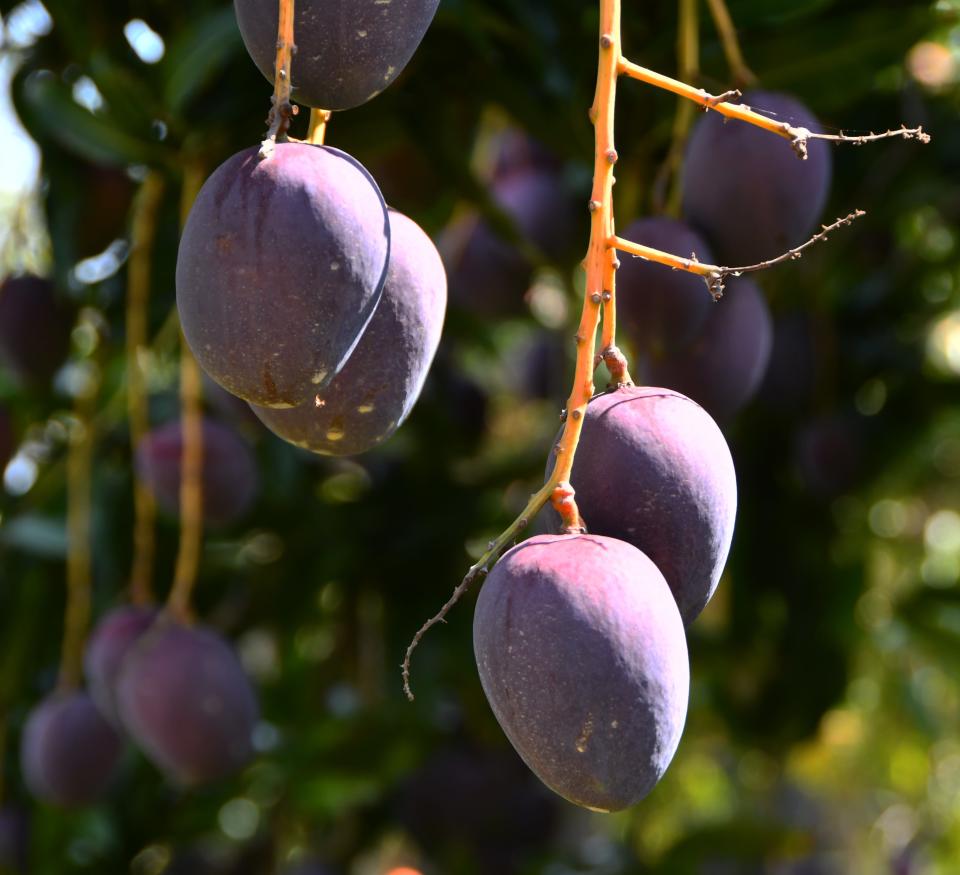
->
[259,0,298,158]
[546,0,626,526]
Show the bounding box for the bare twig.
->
[402,487,547,700]
[806,125,931,147]
[611,210,866,298]
[618,59,931,159]
[259,0,298,160]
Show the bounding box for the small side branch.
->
[805,126,931,147]
[618,59,930,158]
[401,484,550,701]
[610,210,866,298]
[259,0,298,159]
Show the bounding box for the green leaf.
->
[19,70,162,167]
[163,6,243,115]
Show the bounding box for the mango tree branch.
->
[259,0,297,159]
[166,164,207,624]
[402,0,625,701]
[610,210,866,298]
[618,59,929,158]
[59,380,97,691]
[704,0,757,86]
[126,171,165,606]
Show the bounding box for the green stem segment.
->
[59,385,96,690]
[166,164,207,624]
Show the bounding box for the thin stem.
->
[259,0,298,159]
[307,108,331,145]
[618,59,929,158]
[0,712,6,802]
[401,484,550,700]
[704,0,757,86]
[126,171,164,606]
[552,0,626,501]
[654,0,700,216]
[166,164,207,624]
[59,383,97,691]
[402,0,626,700]
[610,209,867,298]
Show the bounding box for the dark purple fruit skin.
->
[617,217,714,357]
[543,386,737,624]
[444,168,580,316]
[474,534,689,812]
[20,691,124,807]
[496,168,580,264]
[134,418,259,526]
[647,278,773,421]
[441,212,533,317]
[176,143,390,407]
[234,0,440,111]
[250,209,446,455]
[682,91,832,265]
[84,605,159,726]
[116,620,259,786]
[0,806,28,873]
[758,310,820,412]
[0,275,73,386]
[490,130,563,183]
[0,405,14,471]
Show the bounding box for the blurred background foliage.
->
[0,0,958,873]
